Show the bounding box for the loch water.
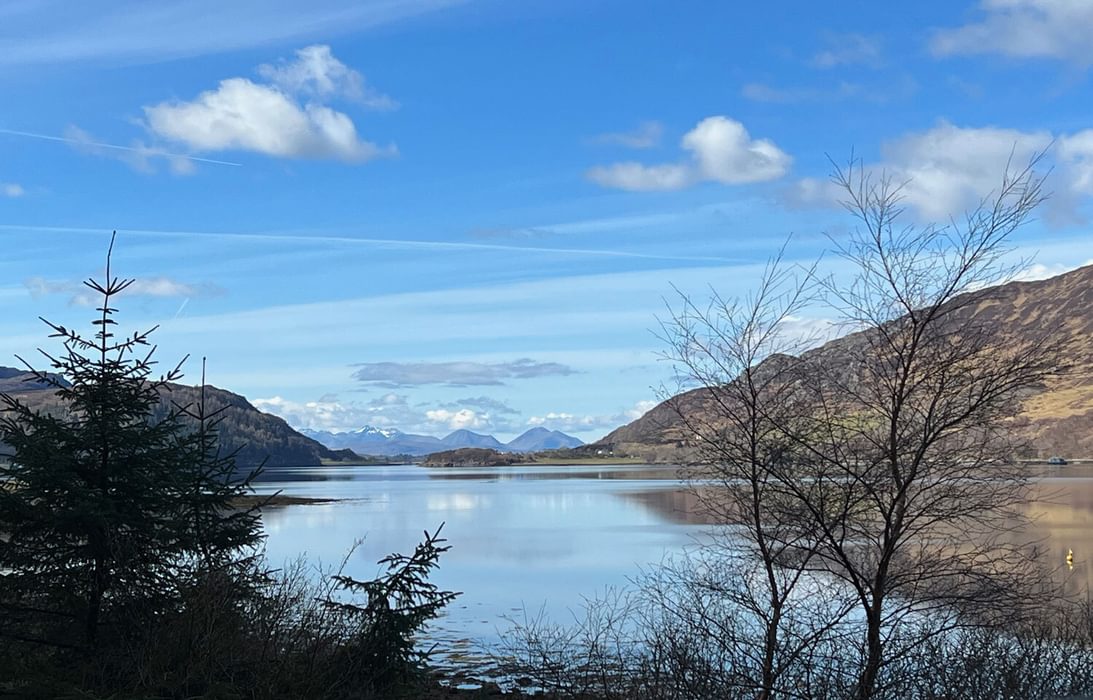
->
[254,462,1093,664]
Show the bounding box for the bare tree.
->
[784,159,1060,698]
[660,249,858,699]
[661,157,1062,699]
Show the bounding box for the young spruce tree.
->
[0,234,263,654]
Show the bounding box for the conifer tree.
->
[0,234,263,651]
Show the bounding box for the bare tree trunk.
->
[760,598,782,698]
[857,601,883,700]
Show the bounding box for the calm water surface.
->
[254,462,1093,655]
[254,463,701,652]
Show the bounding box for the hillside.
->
[439,429,504,450]
[0,369,358,468]
[599,265,1093,461]
[506,427,584,451]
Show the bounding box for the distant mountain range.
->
[301,425,583,456]
[0,367,584,465]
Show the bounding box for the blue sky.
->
[3,0,1093,441]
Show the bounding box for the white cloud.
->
[257,44,397,110]
[811,32,882,69]
[588,116,791,191]
[255,392,513,434]
[590,121,664,149]
[786,121,1058,220]
[254,395,350,432]
[627,399,658,419]
[255,392,418,433]
[1,183,24,197]
[775,315,840,348]
[1010,259,1093,282]
[682,117,791,185]
[876,122,1051,220]
[965,257,1093,292]
[143,45,395,162]
[258,391,655,439]
[527,399,657,434]
[144,79,388,162]
[425,408,490,431]
[1057,130,1093,195]
[932,0,1093,65]
[64,125,207,175]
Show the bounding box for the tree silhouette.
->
[661,157,1061,698]
[0,233,263,651]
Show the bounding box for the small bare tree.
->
[660,250,856,699]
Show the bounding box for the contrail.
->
[0,128,243,167]
[172,298,190,320]
[0,224,746,265]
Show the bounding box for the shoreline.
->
[232,494,340,508]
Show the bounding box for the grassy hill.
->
[599,264,1093,461]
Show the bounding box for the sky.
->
[3,0,1093,442]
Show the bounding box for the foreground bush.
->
[499,553,1093,700]
[0,527,457,699]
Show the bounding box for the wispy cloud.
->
[143,45,396,163]
[527,399,656,434]
[811,32,883,69]
[589,121,664,149]
[469,209,694,241]
[1,182,24,197]
[742,76,916,105]
[0,0,469,67]
[351,359,577,388]
[257,44,397,110]
[449,396,520,415]
[0,224,746,264]
[588,116,791,191]
[468,227,555,241]
[932,0,1093,66]
[742,82,861,104]
[24,275,221,307]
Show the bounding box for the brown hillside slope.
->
[600,264,1093,461]
[0,372,356,468]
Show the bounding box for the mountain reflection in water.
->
[1018,468,1093,596]
[254,462,1093,648]
[254,464,703,649]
